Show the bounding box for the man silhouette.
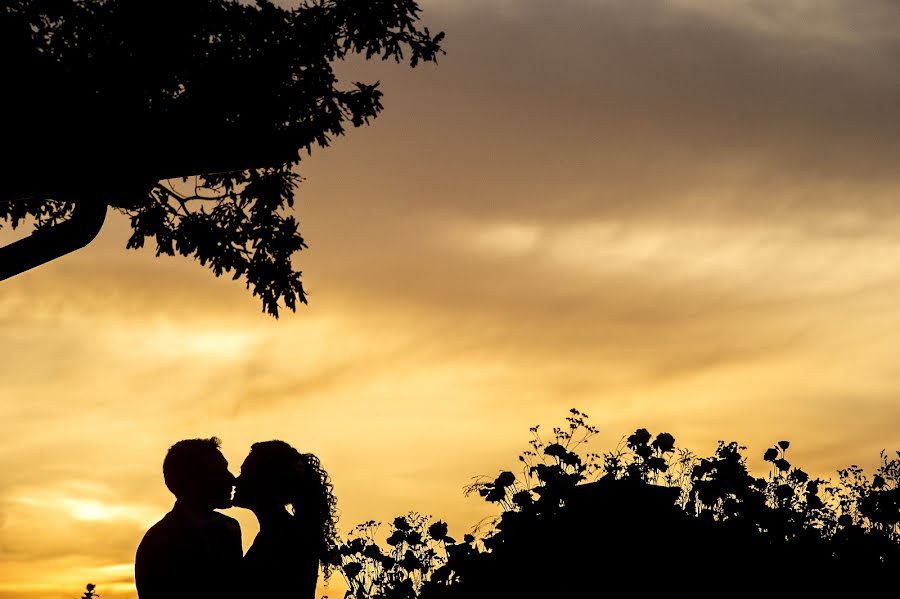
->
[135,437,242,599]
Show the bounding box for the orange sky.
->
[2,1,900,597]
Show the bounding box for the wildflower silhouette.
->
[77,583,98,599]
[328,409,899,598]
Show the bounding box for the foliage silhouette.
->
[76,583,98,599]
[328,514,463,599]
[0,0,443,315]
[327,409,900,598]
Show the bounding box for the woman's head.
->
[234,441,338,562]
[233,440,300,510]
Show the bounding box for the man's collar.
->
[172,500,217,527]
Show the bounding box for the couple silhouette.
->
[134,438,337,599]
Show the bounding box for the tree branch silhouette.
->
[0,0,444,316]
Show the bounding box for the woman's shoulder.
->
[248,521,313,558]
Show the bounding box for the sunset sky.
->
[2,0,899,597]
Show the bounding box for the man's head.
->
[163,437,235,510]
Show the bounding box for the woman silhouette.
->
[233,441,337,599]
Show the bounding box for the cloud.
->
[665,0,900,44]
[309,0,898,228]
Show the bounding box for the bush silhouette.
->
[329,409,900,598]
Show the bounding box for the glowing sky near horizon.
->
[2,0,899,597]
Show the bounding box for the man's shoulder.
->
[212,511,241,535]
[212,511,239,525]
[137,511,180,552]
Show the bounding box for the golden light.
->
[63,499,122,522]
[16,493,156,525]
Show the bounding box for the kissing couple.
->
[135,437,337,599]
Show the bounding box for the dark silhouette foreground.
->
[85,412,896,597]
[328,411,900,598]
[135,437,337,599]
